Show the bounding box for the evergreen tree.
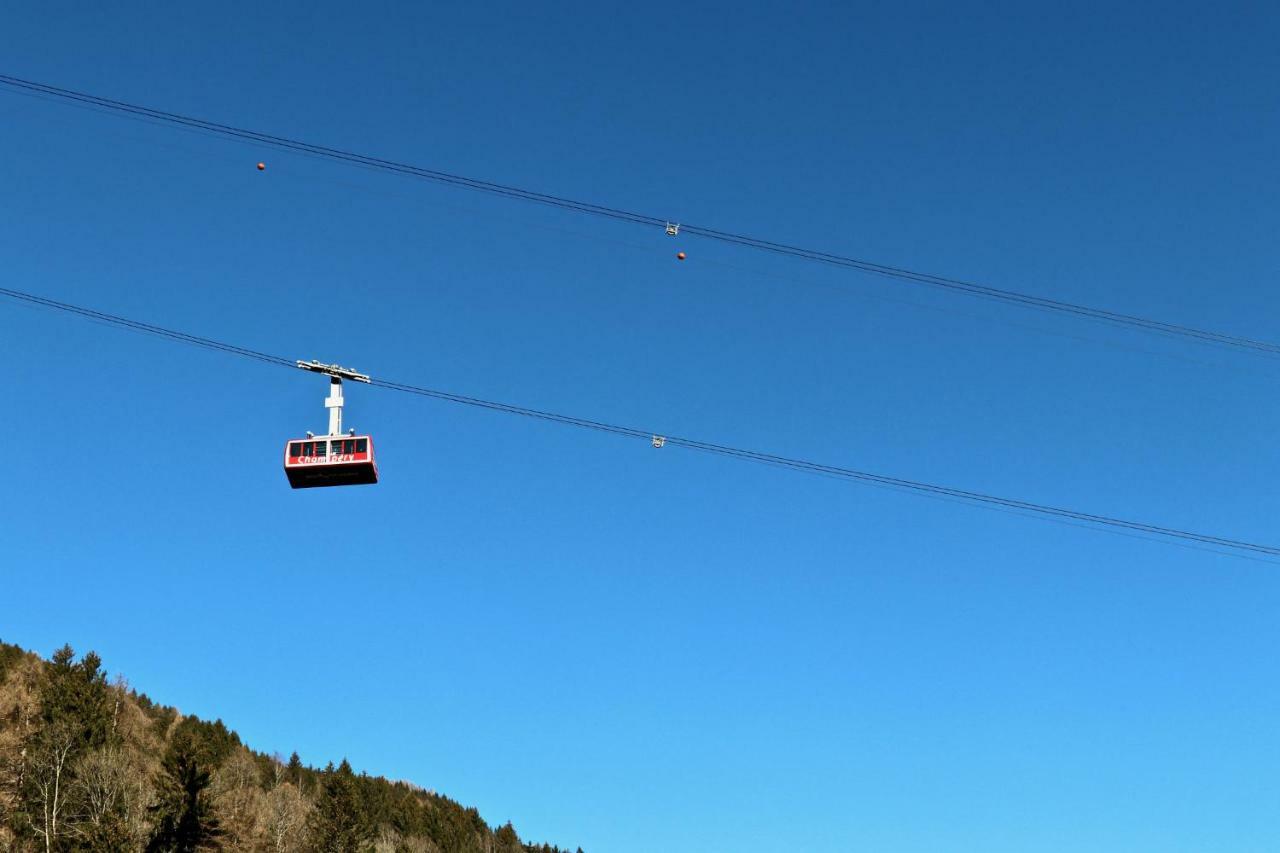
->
[167,716,239,771]
[40,643,112,749]
[307,760,374,853]
[146,745,221,852]
[495,820,523,852]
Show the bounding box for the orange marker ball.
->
[256,162,265,171]
[676,252,686,261]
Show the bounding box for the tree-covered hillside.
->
[0,641,581,853]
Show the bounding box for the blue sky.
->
[2,2,1280,851]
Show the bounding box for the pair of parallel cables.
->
[4,286,1276,561]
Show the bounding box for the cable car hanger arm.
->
[296,359,371,383]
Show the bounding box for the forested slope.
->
[0,641,580,853]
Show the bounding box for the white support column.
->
[297,360,368,441]
[325,377,344,436]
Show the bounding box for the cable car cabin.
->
[284,436,378,488]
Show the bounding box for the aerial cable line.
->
[0,287,295,369]
[3,72,1279,358]
[3,284,1276,560]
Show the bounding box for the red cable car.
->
[285,360,379,489]
[284,434,378,488]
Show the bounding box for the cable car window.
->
[341,439,355,454]
[290,443,303,457]
[356,438,367,453]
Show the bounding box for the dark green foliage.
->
[308,760,375,852]
[252,751,280,789]
[142,715,239,851]
[370,789,495,853]
[41,643,112,750]
[279,750,322,797]
[146,746,221,852]
[75,798,136,853]
[167,715,240,771]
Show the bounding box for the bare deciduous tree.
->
[110,675,129,740]
[126,769,156,849]
[402,835,441,853]
[264,781,309,853]
[269,753,288,789]
[71,744,154,848]
[374,826,403,852]
[375,829,439,853]
[74,747,129,830]
[0,659,40,808]
[212,749,267,851]
[27,720,76,853]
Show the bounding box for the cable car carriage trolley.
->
[284,360,379,488]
